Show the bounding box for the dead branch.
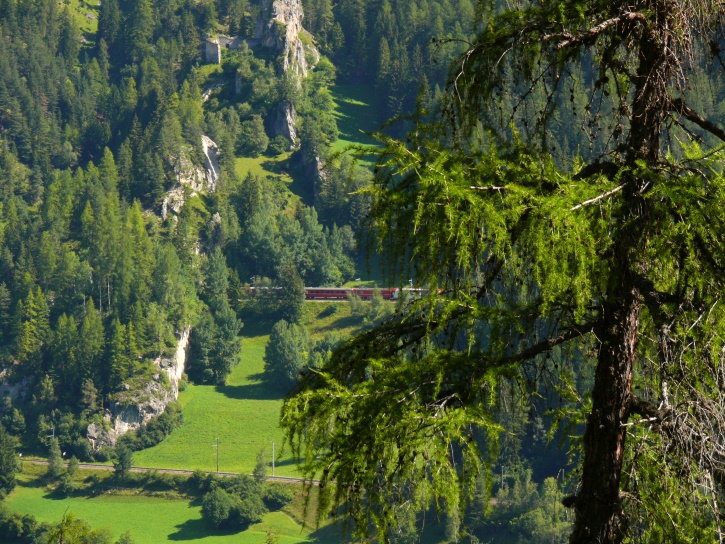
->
[571,183,626,210]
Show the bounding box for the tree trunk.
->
[570,11,673,541]
[570,281,640,543]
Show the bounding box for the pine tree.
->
[78,300,105,383]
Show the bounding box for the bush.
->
[190,469,218,495]
[231,495,267,526]
[202,475,268,529]
[57,471,79,496]
[93,447,112,462]
[202,487,234,528]
[263,483,295,510]
[113,444,133,480]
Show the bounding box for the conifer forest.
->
[2,0,725,542]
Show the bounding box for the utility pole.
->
[213,438,219,473]
[272,441,275,477]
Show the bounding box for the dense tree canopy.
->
[282,0,725,542]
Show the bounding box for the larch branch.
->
[543,12,646,50]
[672,98,725,143]
[498,324,593,366]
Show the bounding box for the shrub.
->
[113,444,133,480]
[263,483,295,510]
[231,495,267,526]
[202,487,234,528]
[190,469,218,495]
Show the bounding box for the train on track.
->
[243,286,429,300]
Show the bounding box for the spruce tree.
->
[0,423,18,499]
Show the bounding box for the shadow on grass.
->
[315,315,365,334]
[215,381,283,402]
[169,519,254,541]
[17,475,49,490]
[309,519,350,544]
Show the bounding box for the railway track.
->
[22,459,316,485]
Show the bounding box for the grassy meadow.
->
[5,301,366,543]
[132,302,365,476]
[6,469,331,544]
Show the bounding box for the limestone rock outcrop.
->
[255,0,318,79]
[86,327,191,450]
[272,100,298,147]
[162,135,220,219]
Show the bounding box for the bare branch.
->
[571,183,626,210]
[470,185,506,191]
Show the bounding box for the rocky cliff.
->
[87,327,191,450]
[255,0,318,79]
[162,135,220,219]
[255,0,319,146]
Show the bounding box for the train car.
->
[243,286,427,301]
[304,287,400,300]
[304,287,352,300]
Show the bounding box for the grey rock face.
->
[86,327,191,450]
[272,100,298,146]
[162,135,220,219]
[255,0,318,78]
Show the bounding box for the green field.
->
[62,0,100,37]
[133,330,292,476]
[6,473,317,544]
[133,303,364,476]
[5,304,364,542]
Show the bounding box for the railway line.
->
[22,459,317,485]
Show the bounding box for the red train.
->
[242,286,428,300]
[304,287,398,300]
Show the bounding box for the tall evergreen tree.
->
[282,1,725,543]
[0,423,18,499]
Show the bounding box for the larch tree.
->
[281,0,725,542]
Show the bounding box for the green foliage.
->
[202,475,268,530]
[47,439,65,481]
[239,115,270,157]
[0,424,18,499]
[202,486,234,528]
[254,448,267,483]
[46,511,114,544]
[264,320,310,391]
[283,0,725,540]
[278,262,305,324]
[113,444,133,480]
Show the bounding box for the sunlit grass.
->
[6,472,317,544]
